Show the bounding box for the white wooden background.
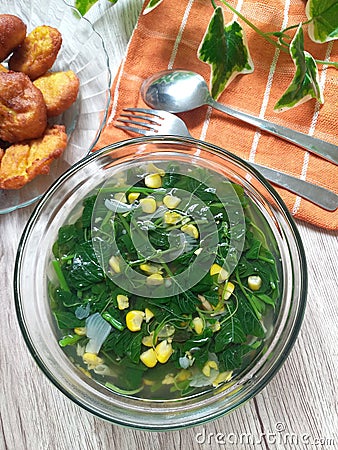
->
[0,1,337,449]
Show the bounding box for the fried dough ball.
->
[0,14,27,62]
[9,25,62,80]
[34,71,79,117]
[0,125,67,189]
[0,71,47,142]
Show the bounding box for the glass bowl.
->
[14,136,307,430]
[0,0,111,214]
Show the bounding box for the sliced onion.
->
[105,198,133,213]
[85,312,111,354]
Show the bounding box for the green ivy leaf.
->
[75,0,118,16]
[274,24,323,112]
[143,0,164,15]
[306,0,338,43]
[198,6,254,99]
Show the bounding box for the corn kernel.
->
[192,317,204,335]
[210,263,229,283]
[146,163,165,177]
[117,294,129,310]
[144,173,162,188]
[128,192,140,203]
[248,275,262,291]
[145,308,154,323]
[126,310,145,331]
[164,211,182,225]
[109,255,121,274]
[142,332,156,347]
[163,194,181,209]
[181,223,199,239]
[155,340,173,363]
[140,197,157,214]
[162,374,175,385]
[212,371,233,387]
[139,263,162,275]
[223,281,235,300]
[211,321,221,332]
[82,353,103,369]
[176,369,191,382]
[202,360,218,377]
[146,273,164,286]
[74,327,86,336]
[140,348,158,368]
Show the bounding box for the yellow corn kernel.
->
[82,353,103,369]
[140,348,158,368]
[126,310,145,332]
[176,369,192,382]
[211,321,221,332]
[144,173,162,188]
[117,294,129,310]
[143,378,156,386]
[163,194,181,209]
[114,192,127,203]
[248,275,262,291]
[223,281,235,300]
[192,317,204,335]
[128,192,140,203]
[155,340,173,363]
[140,197,157,214]
[210,263,229,283]
[162,373,176,385]
[164,211,182,225]
[77,365,92,378]
[74,327,86,336]
[109,255,121,274]
[145,308,154,323]
[146,163,165,177]
[142,331,156,347]
[202,360,218,377]
[212,370,233,386]
[146,273,164,286]
[181,223,199,239]
[139,263,162,275]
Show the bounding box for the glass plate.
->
[0,0,111,213]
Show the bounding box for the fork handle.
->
[209,99,338,165]
[250,162,338,211]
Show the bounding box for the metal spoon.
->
[141,69,338,165]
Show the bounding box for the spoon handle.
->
[250,162,338,211]
[210,99,338,166]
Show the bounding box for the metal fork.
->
[115,108,338,211]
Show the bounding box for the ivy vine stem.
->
[218,0,286,51]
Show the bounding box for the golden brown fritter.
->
[34,70,80,117]
[9,25,62,80]
[0,14,27,62]
[0,125,67,189]
[0,71,47,142]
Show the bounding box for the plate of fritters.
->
[0,0,111,213]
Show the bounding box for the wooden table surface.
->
[1,2,337,449]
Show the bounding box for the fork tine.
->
[116,117,155,131]
[119,113,162,124]
[123,108,164,119]
[115,124,149,136]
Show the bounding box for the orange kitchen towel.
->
[95,0,338,230]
